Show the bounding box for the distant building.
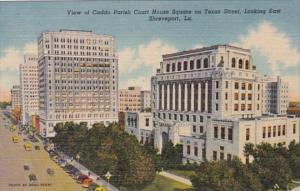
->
[20,55,39,126]
[151,44,299,164]
[262,76,288,115]
[125,111,154,145]
[141,90,151,110]
[287,102,300,117]
[38,29,118,137]
[11,85,21,110]
[119,86,141,112]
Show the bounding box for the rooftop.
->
[162,44,251,59]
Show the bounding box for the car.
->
[24,165,30,171]
[77,174,89,183]
[47,168,55,176]
[35,145,40,150]
[28,174,37,181]
[82,178,93,188]
[12,135,19,143]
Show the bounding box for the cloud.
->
[0,42,37,101]
[118,39,177,90]
[235,21,300,75]
[119,39,177,74]
[120,76,151,91]
[193,43,205,49]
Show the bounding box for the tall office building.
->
[38,29,118,137]
[11,85,21,110]
[20,55,39,125]
[151,45,299,163]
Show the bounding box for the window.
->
[293,124,296,134]
[248,94,252,100]
[226,81,229,88]
[203,58,209,68]
[216,92,219,100]
[241,104,245,111]
[187,145,190,155]
[190,60,194,70]
[263,127,266,138]
[235,82,239,89]
[196,59,201,68]
[193,125,196,133]
[245,60,249,69]
[180,114,183,121]
[234,104,239,111]
[166,64,170,72]
[278,125,281,136]
[268,126,271,137]
[239,59,243,69]
[214,126,218,138]
[213,151,217,160]
[248,84,252,90]
[186,115,189,121]
[234,93,239,100]
[200,126,204,133]
[227,154,232,161]
[202,148,206,160]
[172,63,176,71]
[245,155,249,164]
[283,125,286,135]
[272,126,276,137]
[225,92,228,100]
[247,104,252,111]
[177,62,182,71]
[193,115,196,122]
[232,58,236,67]
[220,152,224,160]
[184,61,188,70]
[241,93,246,100]
[194,147,198,156]
[241,83,246,90]
[246,128,250,140]
[145,118,149,126]
[228,128,233,140]
[216,81,219,88]
[221,127,225,139]
[216,104,219,111]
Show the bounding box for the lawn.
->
[166,169,196,179]
[142,174,193,191]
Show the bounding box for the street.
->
[0,111,86,191]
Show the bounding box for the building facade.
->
[151,45,299,164]
[11,85,21,110]
[141,90,151,110]
[119,86,142,112]
[38,29,118,137]
[262,76,288,115]
[125,112,154,145]
[20,55,39,125]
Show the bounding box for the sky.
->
[0,1,299,101]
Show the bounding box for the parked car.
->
[24,165,30,171]
[77,174,89,184]
[82,178,93,188]
[28,174,37,182]
[47,168,55,176]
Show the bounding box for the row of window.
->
[155,112,206,122]
[166,58,210,73]
[231,58,250,69]
[51,37,110,45]
[262,124,297,138]
[214,126,233,141]
[186,145,206,159]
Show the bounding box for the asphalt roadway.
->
[0,111,86,191]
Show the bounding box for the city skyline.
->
[0,1,299,101]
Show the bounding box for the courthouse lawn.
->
[166,169,196,179]
[142,174,193,191]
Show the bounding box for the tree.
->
[288,141,300,179]
[53,122,156,189]
[191,157,262,191]
[161,141,183,169]
[244,143,292,189]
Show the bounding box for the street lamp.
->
[76,154,80,162]
[105,171,112,187]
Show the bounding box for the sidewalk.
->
[158,171,192,186]
[57,151,119,191]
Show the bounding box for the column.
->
[157,84,160,110]
[205,81,208,112]
[184,82,188,111]
[167,83,170,110]
[172,83,176,110]
[198,82,202,112]
[178,83,182,111]
[191,82,195,111]
[161,84,165,110]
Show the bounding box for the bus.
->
[12,135,19,143]
[24,142,32,151]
